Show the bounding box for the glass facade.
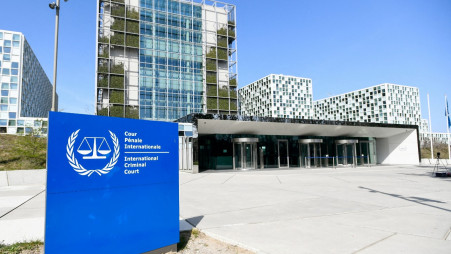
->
[96,0,237,121]
[198,134,376,171]
[0,30,52,135]
[139,0,203,120]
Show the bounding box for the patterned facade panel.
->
[314,84,421,126]
[238,74,313,119]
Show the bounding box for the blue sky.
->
[1,0,450,132]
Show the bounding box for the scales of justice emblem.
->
[77,137,111,159]
[66,129,120,176]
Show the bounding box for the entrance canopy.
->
[195,118,416,138]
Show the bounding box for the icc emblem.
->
[66,129,120,176]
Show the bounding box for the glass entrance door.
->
[233,138,258,170]
[244,143,255,169]
[300,143,309,167]
[278,140,289,168]
[234,142,242,169]
[335,140,357,167]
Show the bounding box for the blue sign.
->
[45,112,179,254]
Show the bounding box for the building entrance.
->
[335,140,358,167]
[299,139,323,168]
[278,140,289,168]
[358,140,376,165]
[233,138,258,170]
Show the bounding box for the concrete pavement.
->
[1,165,451,253]
[180,166,451,253]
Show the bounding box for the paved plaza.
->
[180,166,451,253]
[1,165,451,253]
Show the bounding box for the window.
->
[13,34,20,41]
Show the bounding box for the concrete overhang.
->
[196,119,415,138]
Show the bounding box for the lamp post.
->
[49,0,68,111]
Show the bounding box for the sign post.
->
[45,112,179,254]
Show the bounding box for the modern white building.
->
[96,0,237,121]
[314,83,421,126]
[238,74,313,119]
[0,29,53,135]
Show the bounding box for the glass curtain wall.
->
[197,134,377,171]
[139,0,203,120]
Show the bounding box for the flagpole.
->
[446,94,450,160]
[428,93,434,159]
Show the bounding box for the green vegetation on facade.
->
[218,88,228,97]
[217,36,227,48]
[126,34,139,47]
[110,75,124,89]
[229,78,237,86]
[126,9,139,20]
[110,90,124,104]
[111,6,125,17]
[126,20,139,33]
[217,48,227,60]
[207,85,217,97]
[110,105,124,117]
[98,75,108,87]
[231,100,238,110]
[111,63,125,74]
[206,47,216,59]
[219,99,229,110]
[99,36,109,44]
[217,27,227,36]
[230,90,237,98]
[112,18,125,31]
[97,107,108,116]
[206,72,217,84]
[111,32,125,45]
[126,106,139,119]
[228,29,235,38]
[207,98,217,109]
[206,59,216,71]
[98,63,108,73]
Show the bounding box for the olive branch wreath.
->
[66,129,120,176]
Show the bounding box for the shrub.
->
[229,78,237,86]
